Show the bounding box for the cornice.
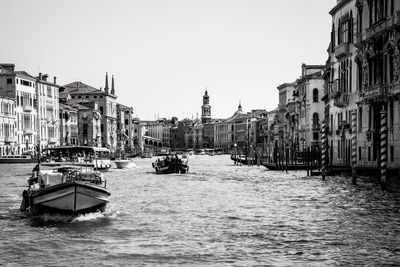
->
[329,0,353,16]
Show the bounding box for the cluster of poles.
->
[233,108,389,190]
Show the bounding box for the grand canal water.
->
[0,155,399,266]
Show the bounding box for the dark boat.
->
[152,154,189,174]
[231,154,255,165]
[261,162,308,170]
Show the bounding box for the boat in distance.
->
[0,155,38,163]
[152,154,189,174]
[20,146,111,215]
[114,159,136,169]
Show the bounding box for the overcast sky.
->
[1,0,336,120]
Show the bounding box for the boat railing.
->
[64,169,106,187]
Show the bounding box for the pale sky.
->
[1,0,337,120]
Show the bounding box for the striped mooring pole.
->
[380,106,388,190]
[351,110,357,185]
[321,120,326,180]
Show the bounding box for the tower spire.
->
[111,75,115,95]
[105,72,109,93]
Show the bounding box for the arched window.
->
[313,112,319,126]
[313,88,319,102]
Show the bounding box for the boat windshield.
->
[41,147,110,162]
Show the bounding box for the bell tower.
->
[201,89,211,123]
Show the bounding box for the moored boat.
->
[152,154,189,174]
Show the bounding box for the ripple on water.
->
[1,156,400,266]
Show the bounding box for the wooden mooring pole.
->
[321,120,326,181]
[380,107,387,190]
[351,110,357,185]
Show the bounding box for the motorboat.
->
[20,147,111,215]
[152,154,189,174]
[114,159,136,169]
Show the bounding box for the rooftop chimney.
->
[53,76,57,84]
[42,74,48,81]
[39,72,42,80]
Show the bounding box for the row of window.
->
[71,95,103,99]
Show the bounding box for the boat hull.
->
[153,163,189,174]
[28,182,110,215]
[114,160,136,169]
[0,158,37,164]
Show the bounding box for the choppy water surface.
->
[1,155,399,266]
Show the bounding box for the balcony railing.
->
[23,105,33,112]
[334,42,350,59]
[24,129,34,135]
[4,136,16,143]
[334,92,349,108]
[49,137,59,144]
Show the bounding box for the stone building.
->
[0,96,16,156]
[276,83,296,148]
[76,101,102,147]
[296,64,325,150]
[353,0,400,171]
[61,73,118,152]
[59,102,78,146]
[201,90,211,123]
[36,73,60,149]
[0,64,38,155]
[214,103,247,151]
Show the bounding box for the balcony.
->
[334,42,350,59]
[49,137,59,144]
[334,92,349,108]
[363,85,389,100]
[4,136,16,143]
[24,129,34,135]
[329,79,340,99]
[23,105,33,112]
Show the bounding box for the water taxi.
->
[20,146,111,215]
[152,154,189,174]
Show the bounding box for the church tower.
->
[201,89,211,123]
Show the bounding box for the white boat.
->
[40,146,112,171]
[114,159,136,169]
[20,146,111,215]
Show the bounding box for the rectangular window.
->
[101,124,104,133]
[7,78,12,84]
[338,140,341,158]
[389,99,394,128]
[359,146,361,160]
[368,146,371,161]
[390,146,394,162]
[359,107,363,132]
[100,106,103,115]
[94,96,97,98]
[83,123,88,135]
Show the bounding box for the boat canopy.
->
[42,146,110,160]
